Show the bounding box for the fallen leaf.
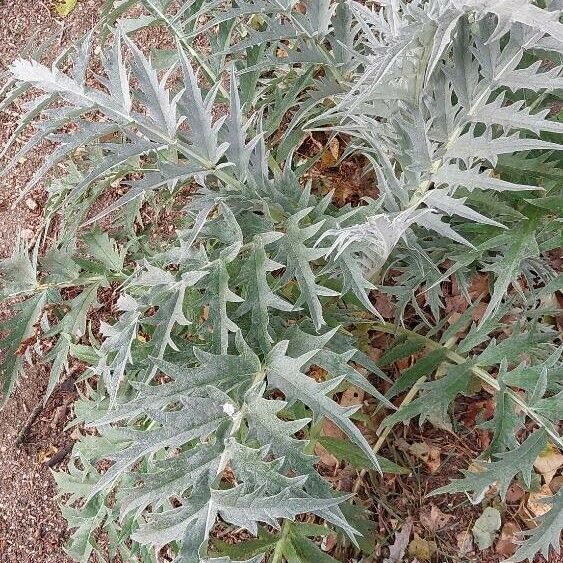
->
[408,441,441,473]
[373,292,395,319]
[314,442,338,466]
[461,399,493,428]
[419,504,454,532]
[527,484,553,517]
[407,534,437,561]
[549,475,563,494]
[472,506,501,550]
[383,517,413,563]
[445,294,469,315]
[495,521,520,558]
[456,530,474,556]
[315,416,346,466]
[469,274,490,298]
[340,385,364,407]
[37,444,58,464]
[506,482,525,504]
[533,443,563,486]
[320,532,337,552]
[319,137,340,170]
[55,0,78,17]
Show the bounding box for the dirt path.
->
[0,2,102,561]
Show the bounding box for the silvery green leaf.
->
[204,258,243,354]
[321,208,429,281]
[123,33,178,137]
[235,234,294,351]
[83,229,125,271]
[475,94,563,135]
[0,238,38,296]
[142,271,207,379]
[424,189,505,228]
[118,439,224,518]
[221,68,260,183]
[446,129,560,166]
[455,0,563,43]
[97,333,260,425]
[86,390,230,500]
[481,220,539,324]
[275,209,338,330]
[227,440,307,492]
[384,362,472,430]
[0,293,46,405]
[432,430,548,503]
[433,164,542,193]
[64,137,166,206]
[415,212,473,247]
[177,44,224,163]
[266,341,381,472]
[200,556,264,563]
[245,395,359,539]
[94,297,140,405]
[508,489,563,563]
[212,484,345,536]
[84,160,210,225]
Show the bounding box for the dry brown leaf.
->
[37,444,58,464]
[383,517,413,563]
[445,294,469,315]
[549,475,563,494]
[469,274,490,298]
[408,441,441,473]
[461,399,493,428]
[506,482,525,504]
[527,484,553,517]
[313,442,338,467]
[319,137,340,170]
[472,301,489,322]
[456,530,474,556]
[419,504,454,532]
[320,532,337,552]
[408,534,437,561]
[533,443,563,486]
[495,521,521,558]
[372,292,395,319]
[340,385,364,407]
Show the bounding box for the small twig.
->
[353,375,426,495]
[13,376,76,446]
[14,403,43,446]
[46,443,73,468]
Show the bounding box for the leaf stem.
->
[271,520,292,563]
[353,320,563,449]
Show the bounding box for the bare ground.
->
[0,2,103,561]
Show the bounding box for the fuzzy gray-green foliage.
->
[1,0,562,561]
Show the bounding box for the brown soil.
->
[0,2,103,562]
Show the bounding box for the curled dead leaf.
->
[37,444,58,464]
[340,385,364,407]
[383,517,413,563]
[319,137,340,170]
[456,529,474,556]
[527,484,553,517]
[408,534,437,561]
[419,504,454,532]
[408,441,441,474]
[495,521,520,558]
[533,443,563,486]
